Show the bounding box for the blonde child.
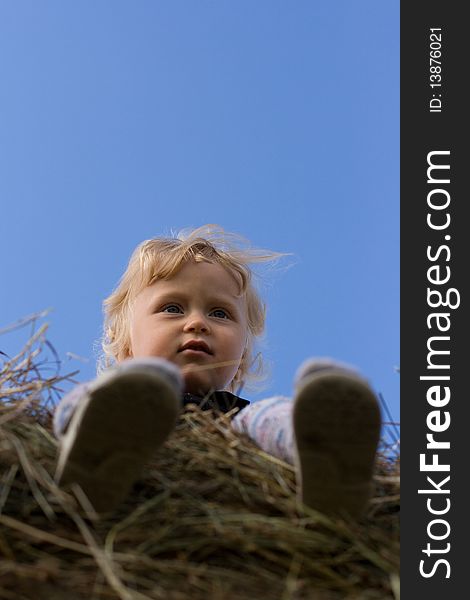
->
[53,225,381,517]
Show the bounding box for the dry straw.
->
[0,314,399,600]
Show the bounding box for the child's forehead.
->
[148,259,245,297]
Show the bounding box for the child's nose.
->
[183,312,210,334]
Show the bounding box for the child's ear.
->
[119,345,133,360]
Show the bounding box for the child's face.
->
[127,260,248,395]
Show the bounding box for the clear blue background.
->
[0,1,399,427]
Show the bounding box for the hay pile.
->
[0,317,399,600]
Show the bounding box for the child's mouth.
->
[179,341,213,355]
[180,349,211,359]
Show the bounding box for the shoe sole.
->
[55,370,180,513]
[293,372,381,518]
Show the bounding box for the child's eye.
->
[210,308,229,319]
[162,304,183,314]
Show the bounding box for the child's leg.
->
[231,396,295,463]
[232,358,381,518]
[54,358,183,513]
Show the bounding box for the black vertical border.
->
[401,2,467,597]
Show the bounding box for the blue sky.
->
[0,1,399,428]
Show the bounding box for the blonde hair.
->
[99,224,284,392]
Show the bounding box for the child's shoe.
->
[293,358,381,518]
[55,358,183,513]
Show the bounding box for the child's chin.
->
[182,371,215,396]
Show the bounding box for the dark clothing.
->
[182,391,250,414]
